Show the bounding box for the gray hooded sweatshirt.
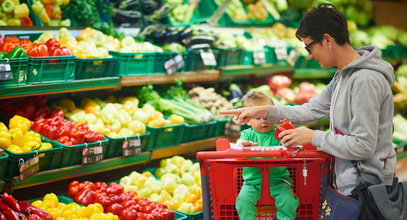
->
[266,45,396,195]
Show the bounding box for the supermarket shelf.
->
[0,77,120,99]
[7,152,151,190]
[150,137,220,160]
[293,69,336,80]
[120,70,221,87]
[220,63,294,77]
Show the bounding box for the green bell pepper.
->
[5,46,27,58]
[0,51,5,59]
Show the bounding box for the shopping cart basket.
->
[196,139,334,220]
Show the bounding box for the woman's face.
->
[303,36,335,69]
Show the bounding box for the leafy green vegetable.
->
[137,85,212,123]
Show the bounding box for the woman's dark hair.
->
[295,3,350,45]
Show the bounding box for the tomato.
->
[274,119,295,141]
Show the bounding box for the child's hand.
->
[239,141,259,147]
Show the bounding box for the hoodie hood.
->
[342,45,395,86]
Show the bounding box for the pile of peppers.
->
[0,192,53,220]
[68,181,175,220]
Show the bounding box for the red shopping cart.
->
[196,139,334,220]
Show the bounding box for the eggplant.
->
[113,9,142,24]
[119,0,140,10]
[141,0,159,14]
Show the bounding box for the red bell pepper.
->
[4,36,19,43]
[45,38,60,49]
[27,214,42,220]
[18,201,33,214]
[27,43,49,57]
[4,209,20,220]
[19,39,33,49]
[0,201,10,212]
[119,208,139,220]
[105,203,123,215]
[30,206,53,220]
[93,192,111,209]
[67,181,81,198]
[274,119,295,141]
[0,41,18,53]
[20,16,33,26]
[1,193,21,212]
[74,188,95,206]
[0,212,6,220]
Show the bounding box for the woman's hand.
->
[279,127,315,147]
[220,106,269,125]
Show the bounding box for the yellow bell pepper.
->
[10,128,24,147]
[43,193,59,208]
[0,122,8,131]
[90,213,119,220]
[9,115,31,133]
[0,137,11,148]
[13,3,29,18]
[7,145,23,153]
[0,130,11,141]
[39,142,52,151]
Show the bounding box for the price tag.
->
[18,71,25,83]
[19,156,40,180]
[200,51,217,66]
[0,63,13,81]
[122,137,142,157]
[82,145,103,165]
[253,51,266,65]
[275,47,288,61]
[165,55,184,74]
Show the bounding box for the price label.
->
[122,138,142,157]
[0,63,13,81]
[165,55,184,74]
[19,156,40,180]
[82,145,103,165]
[18,71,25,83]
[253,51,266,65]
[275,47,288,61]
[200,51,217,66]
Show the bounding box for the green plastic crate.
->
[75,58,116,80]
[109,51,155,76]
[0,152,8,180]
[214,48,244,67]
[105,130,151,159]
[147,123,185,150]
[4,33,42,42]
[294,55,320,69]
[184,50,217,72]
[27,56,76,84]
[154,52,180,74]
[175,211,188,220]
[4,141,62,181]
[213,118,232,137]
[183,120,217,143]
[58,139,109,167]
[175,211,203,220]
[0,58,28,87]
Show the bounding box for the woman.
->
[221,3,396,196]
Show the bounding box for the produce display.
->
[119,156,202,214]
[32,193,119,220]
[0,192,53,219]
[0,115,52,153]
[0,0,32,26]
[1,1,407,218]
[67,181,175,219]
